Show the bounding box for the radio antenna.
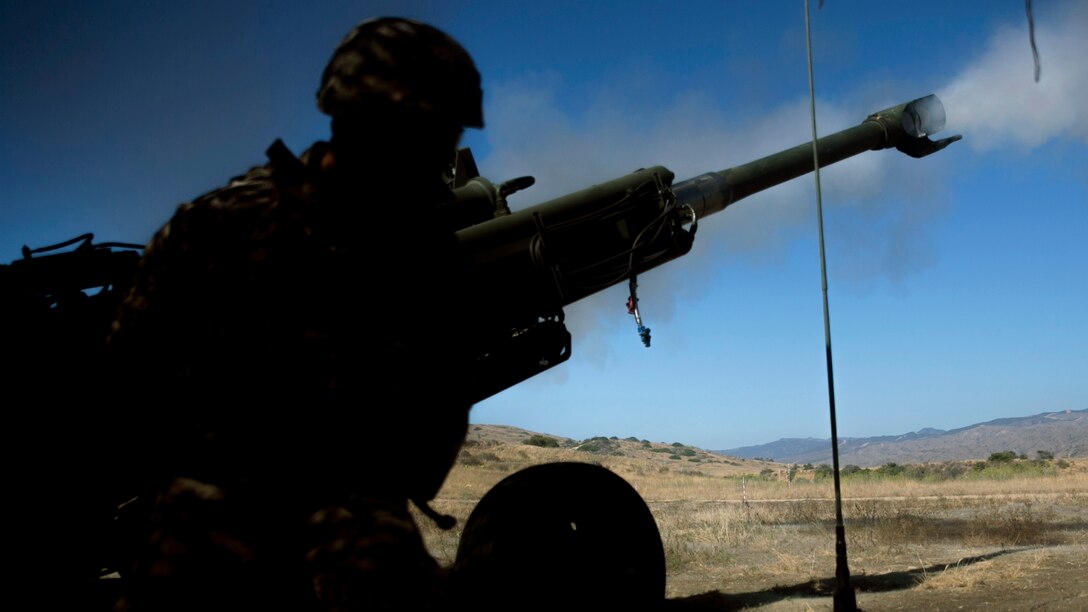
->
[804,1,857,609]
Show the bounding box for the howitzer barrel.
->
[453,94,958,402]
[455,94,959,312]
[673,94,961,219]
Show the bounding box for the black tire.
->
[454,462,665,610]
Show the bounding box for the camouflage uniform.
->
[110,145,472,611]
[108,18,484,609]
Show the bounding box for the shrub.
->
[525,435,559,448]
[669,454,681,460]
[877,462,905,477]
[988,450,1017,463]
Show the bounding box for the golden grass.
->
[915,548,1049,591]
[412,433,1088,600]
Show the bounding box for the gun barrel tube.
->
[673,94,955,220]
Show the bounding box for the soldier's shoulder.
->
[172,140,327,226]
[188,165,280,216]
[153,164,284,242]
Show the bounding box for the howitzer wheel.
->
[454,461,665,610]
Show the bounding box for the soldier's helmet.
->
[317,17,484,129]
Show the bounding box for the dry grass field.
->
[414,425,1088,610]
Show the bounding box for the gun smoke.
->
[476,1,1086,372]
[939,1,1088,150]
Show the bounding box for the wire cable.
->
[1026,0,1041,82]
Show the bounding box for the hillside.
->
[719,409,1088,467]
[458,424,778,480]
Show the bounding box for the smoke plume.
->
[939,2,1088,150]
[475,3,1085,368]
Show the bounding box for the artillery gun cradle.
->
[2,96,958,606]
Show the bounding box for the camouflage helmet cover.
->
[317,17,484,128]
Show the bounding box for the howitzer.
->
[2,233,143,396]
[1,94,958,602]
[452,93,959,403]
[2,95,958,405]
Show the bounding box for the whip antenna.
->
[804,2,857,609]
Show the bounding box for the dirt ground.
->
[430,426,1088,605]
[421,487,1087,611]
[652,490,1088,611]
[665,544,1088,611]
[420,438,1088,611]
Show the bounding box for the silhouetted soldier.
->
[108,17,483,610]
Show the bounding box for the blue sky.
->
[2,1,1084,449]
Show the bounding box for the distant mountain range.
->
[717,409,1087,467]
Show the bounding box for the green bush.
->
[988,450,1018,463]
[877,462,906,477]
[669,454,681,460]
[524,435,559,448]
